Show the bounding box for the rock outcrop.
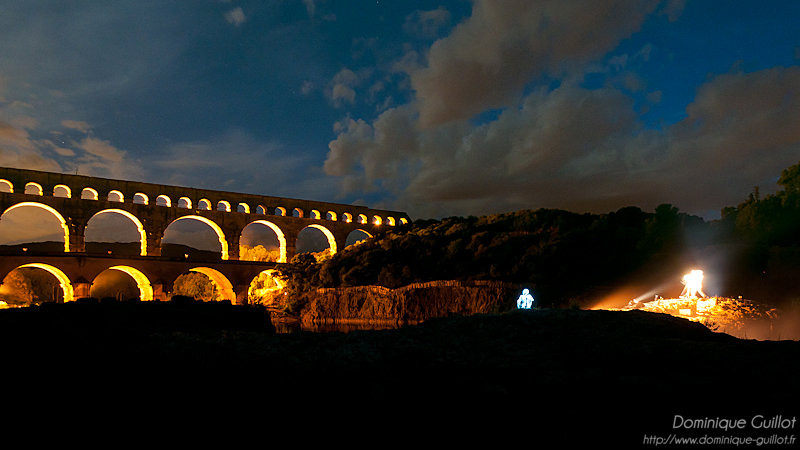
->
[299,280,520,327]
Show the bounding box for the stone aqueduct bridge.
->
[0,167,410,304]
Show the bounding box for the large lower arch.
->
[188,267,235,303]
[2,202,70,252]
[300,224,337,255]
[166,215,229,260]
[241,220,287,263]
[346,229,373,247]
[247,269,285,305]
[106,266,154,301]
[16,263,74,303]
[86,209,147,256]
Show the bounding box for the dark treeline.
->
[281,161,800,310]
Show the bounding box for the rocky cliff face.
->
[299,280,520,326]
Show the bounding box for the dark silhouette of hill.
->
[159,242,223,260]
[0,241,64,254]
[0,301,796,444]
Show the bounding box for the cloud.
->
[1,90,143,180]
[327,68,361,107]
[326,66,800,219]
[0,120,63,173]
[301,80,315,96]
[410,0,664,127]
[403,7,451,40]
[224,7,247,26]
[76,136,125,163]
[71,136,144,180]
[657,66,800,205]
[303,0,316,18]
[61,120,92,134]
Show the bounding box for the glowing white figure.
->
[680,270,706,299]
[517,289,534,309]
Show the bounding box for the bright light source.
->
[680,269,706,299]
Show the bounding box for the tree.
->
[172,272,220,301]
[0,270,34,306]
[239,244,280,262]
[778,161,800,195]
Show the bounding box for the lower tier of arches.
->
[0,256,284,306]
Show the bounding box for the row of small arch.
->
[0,179,408,226]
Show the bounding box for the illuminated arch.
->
[16,263,74,303]
[346,229,373,247]
[373,215,382,226]
[87,209,147,256]
[0,179,13,193]
[275,207,286,216]
[133,192,149,205]
[106,265,154,301]
[255,205,267,215]
[310,209,321,219]
[3,202,70,252]
[198,199,211,211]
[24,182,43,196]
[169,215,229,260]
[357,214,368,224]
[81,187,99,200]
[386,217,396,226]
[189,267,235,303]
[249,269,285,290]
[326,211,337,221]
[247,269,285,304]
[217,200,231,212]
[107,190,124,202]
[237,203,250,214]
[399,218,408,225]
[53,184,71,198]
[156,195,171,207]
[302,224,337,255]
[244,220,287,263]
[178,197,192,209]
[342,212,353,223]
[292,207,303,218]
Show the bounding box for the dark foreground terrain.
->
[1,300,797,446]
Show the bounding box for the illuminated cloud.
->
[410,0,668,127]
[328,68,361,107]
[61,120,92,133]
[0,120,62,172]
[326,66,800,219]
[224,7,246,27]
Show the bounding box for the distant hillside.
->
[280,205,713,309]
[0,241,64,254]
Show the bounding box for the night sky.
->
[1,0,799,220]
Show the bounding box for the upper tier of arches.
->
[0,170,409,228]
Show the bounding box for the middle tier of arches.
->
[1,201,377,263]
